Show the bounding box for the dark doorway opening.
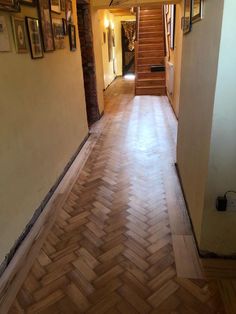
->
[77,1,100,126]
[121,21,136,76]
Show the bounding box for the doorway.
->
[121,21,136,76]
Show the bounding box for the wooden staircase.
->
[135,7,166,96]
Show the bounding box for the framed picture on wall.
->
[0,0,20,12]
[183,0,192,34]
[62,18,67,35]
[170,4,175,49]
[60,0,65,11]
[0,15,11,51]
[65,0,72,23]
[11,16,28,53]
[19,0,36,7]
[51,0,61,14]
[192,0,203,23]
[52,18,64,49]
[37,0,55,52]
[68,24,76,51]
[25,17,44,59]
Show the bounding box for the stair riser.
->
[138,64,165,72]
[138,57,164,65]
[140,19,162,25]
[137,79,165,87]
[138,51,164,58]
[137,72,165,79]
[138,44,164,51]
[139,25,163,32]
[139,37,163,44]
[136,87,166,96]
[140,16,163,21]
[139,32,163,39]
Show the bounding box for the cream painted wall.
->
[114,15,135,76]
[99,10,116,89]
[165,3,183,118]
[91,7,105,113]
[177,0,224,243]
[0,2,88,262]
[201,0,236,255]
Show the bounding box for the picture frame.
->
[51,0,61,14]
[11,16,28,53]
[68,24,76,51]
[103,31,106,44]
[60,0,65,11]
[37,0,55,52]
[62,18,67,35]
[192,0,203,23]
[0,0,20,12]
[170,4,175,49]
[19,0,36,7]
[25,16,43,59]
[0,15,11,51]
[52,18,64,49]
[65,0,72,24]
[183,0,192,34]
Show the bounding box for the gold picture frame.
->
[192,0,203,23]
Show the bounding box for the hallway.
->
[9,78,225,313]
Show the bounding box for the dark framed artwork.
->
[25,17,43,59]
[170,4,175,49]
[52,18,64,49]
[19,0,36,7]
[107,25,113,62]
[65,0,72,23]
[183,0,192,34]
[60,0,65,11]
[62,18,67,35]
[51,0,61,14]
[0,15,11,51]
[192,0,203,23]
[12,16,28,53]
[37,0,55,52]
[0,0,20,12]
[68,24,76,51]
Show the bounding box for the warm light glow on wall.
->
[104,19,109,29]
[111,21,114,29]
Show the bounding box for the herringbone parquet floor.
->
[9,78,226,313]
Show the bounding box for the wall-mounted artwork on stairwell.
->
[11,16,28,53]
[0,15,10,51]
[192,0,203,23]
[68,24,76,51]
[0,0,20,11]
[183,0,192,34]
[170,5,175,49]
[25,16,44,59]
[51,0,61,14]
[37,0,55,52]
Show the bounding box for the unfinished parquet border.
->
[8,79,225,314]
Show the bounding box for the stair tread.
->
[137,78,165,81]
[136,85,166,89]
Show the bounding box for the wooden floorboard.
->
[6,77,230,313]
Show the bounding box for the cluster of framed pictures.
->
[0,0,76,59]
[182,0,204,34]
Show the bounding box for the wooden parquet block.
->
[8,78,227,314]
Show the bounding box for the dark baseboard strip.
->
[0,133,90,277]
[175,162,236,260]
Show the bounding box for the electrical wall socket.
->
[227,196,236,211]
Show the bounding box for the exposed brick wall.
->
[77,3,101,126]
